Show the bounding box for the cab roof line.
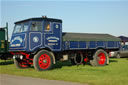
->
[15,17,62,24]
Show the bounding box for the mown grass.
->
[0,58,128,85]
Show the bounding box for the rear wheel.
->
[14,59,29,69]
[33,50,53,71]
[90,49,108,66]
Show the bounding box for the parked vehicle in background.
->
[110,36,128,58]
[110,45,128,58]
[9,16,121,71]
[0,23,12,60]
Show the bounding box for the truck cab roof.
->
[15,17,62,24]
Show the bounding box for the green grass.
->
[0,58,128,85]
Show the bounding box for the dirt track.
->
[0,74,87,85]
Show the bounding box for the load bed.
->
[62,32,121,50]
[62,32,120,41]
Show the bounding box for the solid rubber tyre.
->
[90,49,108,66]
[90,60,96,66]
[33,50,53,71]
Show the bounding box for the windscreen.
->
[13,22,29,33]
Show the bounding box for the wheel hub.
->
[43,60,47,63]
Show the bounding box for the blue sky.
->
[1,0,128,39]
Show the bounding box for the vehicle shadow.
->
[0,60,14,65]
[109,58,118,63]
[53,61,91,69]
[53,61,72,69]
[30,61,90,69]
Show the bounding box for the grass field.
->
[0,58,128,85]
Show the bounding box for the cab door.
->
[43,21,62,51]
[29,21,43,51]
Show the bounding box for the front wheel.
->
[33,50,53,71]
[90,49,109,66]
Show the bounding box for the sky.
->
[0,0,128,39]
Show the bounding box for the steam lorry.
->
[9,17,121,71]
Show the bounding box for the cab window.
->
[13,24,22,33]
[13,22,29,33]
[44,22,51,31]
[23,23,29,32]
[30,21,42,31]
